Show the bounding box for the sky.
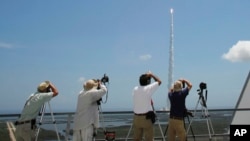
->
[0,0,249,113]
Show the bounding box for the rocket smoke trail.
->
[167,8,174,110]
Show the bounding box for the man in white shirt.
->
[133,72,162,141]
[15,81,59,141]
[73,79,107,141]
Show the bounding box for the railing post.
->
[65,114,72,141]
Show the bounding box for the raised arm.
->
[180,79,192,91]
[147,72,162,85]
[48,82,59,97]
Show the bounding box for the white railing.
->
[1,108,250,141]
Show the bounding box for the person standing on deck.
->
[73,79,107,141]
[168,78,192,141]
[132,71,162,141]
[15,81,59,141]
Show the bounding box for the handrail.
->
[1,108,249,117]
[1,108,248,141]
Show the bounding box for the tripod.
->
[94,103,115,141]
[125,100,166,141]
[94,80,115,141]
[35,101,61,141]
[186,88,214,140]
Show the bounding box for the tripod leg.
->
[208,118,215,135]
[65,114,72,141]
[98,105,106,132]
[205,108,215,140]
[164,124,168,138]
[150,101,165,141]
[185,116,195,141]
[35,104,46,141]
[156,116,166,141]
[126,123,133,141]
[187,97,200,134]
[48,101,61,141]
[206,119,212,140]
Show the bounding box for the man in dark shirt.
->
[168,79,192,141]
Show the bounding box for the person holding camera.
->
[73,79,107,141]
[132,71,162,141]
[15,81,59,141]
[168,78,192,141]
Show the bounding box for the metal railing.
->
[1,108,249,141]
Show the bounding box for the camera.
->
[97,74,109,105]
[199,82,207,90]
[198,82,208,107]
[101,74,109,84]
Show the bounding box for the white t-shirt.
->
[133,82,159,114]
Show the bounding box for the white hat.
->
[37,81,50,92]
[83,79,98,91]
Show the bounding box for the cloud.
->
[78,77,85,83]
[0,42,13,49]
[222,41,250,62]
[139,54,152,61]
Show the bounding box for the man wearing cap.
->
[15,81,59,141]
[73,79,107,141]
[168,79,192,141]
[132,71,162,141]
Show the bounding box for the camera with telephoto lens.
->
[97,74,109,105]
[101,74,109,84]
[199,82,207,90]
[197,82,208,107]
